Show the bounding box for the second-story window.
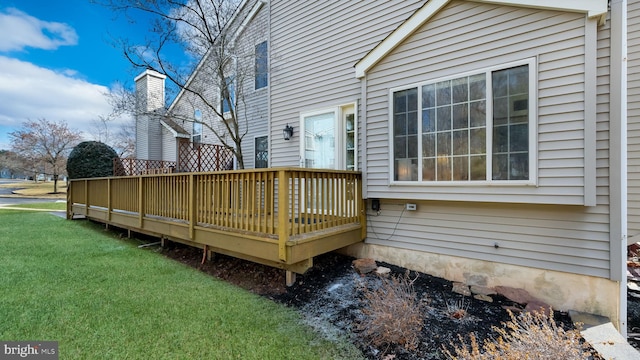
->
[221,76,235,113]
[255,41,268,90]
[193,109,202,144]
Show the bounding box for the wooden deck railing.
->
[68,168,363,264]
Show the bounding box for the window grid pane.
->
[421,73,486,182]
[491,65,529,180]
[393,88,418,181]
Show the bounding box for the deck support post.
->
[127,229,131,238]
[160,236,165,248]
[285,271,296,287]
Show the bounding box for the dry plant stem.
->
[358,271,426,352]
[444,309,593,360]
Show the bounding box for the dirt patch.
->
[159,242,586,359]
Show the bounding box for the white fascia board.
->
[355,0,449,79]
[354,0,608,79]
[168,0,253,112]
[229,1,265,47]
[476,0,608,18]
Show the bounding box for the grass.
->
[0,180,66,198]
[0,210,363,359]
[5,202,66,211]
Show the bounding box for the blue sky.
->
[0,0,175,150]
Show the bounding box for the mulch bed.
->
[158,242,588,359]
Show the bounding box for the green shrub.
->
[444,309,593,359]
[358,271,426,351]
[66,141,121,179]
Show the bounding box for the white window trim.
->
[388,58,538,186]
[221,76,236,117]
[192,109,203,139]
[299,102,358,170]
[254,40,268,91]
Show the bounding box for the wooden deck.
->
[67,168,365,284]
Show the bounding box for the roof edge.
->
[354,0,608,79]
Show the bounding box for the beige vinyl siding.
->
[629,0,640,237]
[367,200,610,278]
[235,4,269,169]
[365,1,593,205]
[363,1,612,279]
[269,0,425,167]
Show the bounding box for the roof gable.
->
[168,0,264,112]
[354,0,608,79]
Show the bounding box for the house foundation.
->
[341,243,621,331]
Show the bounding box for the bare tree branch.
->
[9,119,82,192]
[95,0,256,168]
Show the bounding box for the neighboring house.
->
[135,0,635,334]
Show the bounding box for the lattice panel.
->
[114,158,177,176]
[177,140,234,172]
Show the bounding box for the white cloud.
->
[0,56,124,149]
[0,8,78,51]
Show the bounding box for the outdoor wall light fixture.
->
[283,124,294,140]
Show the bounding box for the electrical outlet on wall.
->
[406,203,417,211]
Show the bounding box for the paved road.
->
[0,179,63,206]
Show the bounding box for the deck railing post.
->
[138,176,144,228]
[66,181,72,219]
[107,178,112,222]
[277,169,290,262]
[189,173,195,240]
[84,179,89,216]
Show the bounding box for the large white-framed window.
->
[390,58,536,184]
[300,103,357,171]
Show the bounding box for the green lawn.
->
[0,210,363,359]
[6,202,66,210]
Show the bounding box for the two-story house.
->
[131,0,634,334]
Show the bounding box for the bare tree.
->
[9,119,82,193]
[97,0,255,168]
[0,150,26,179]
[91,114,136,158]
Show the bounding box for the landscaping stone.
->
[494,285,533,304]
[452,282,471,296]
[474,294,493,302]
[524,300,552,316]
[470,285,496,296]
[352,258,377,274]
